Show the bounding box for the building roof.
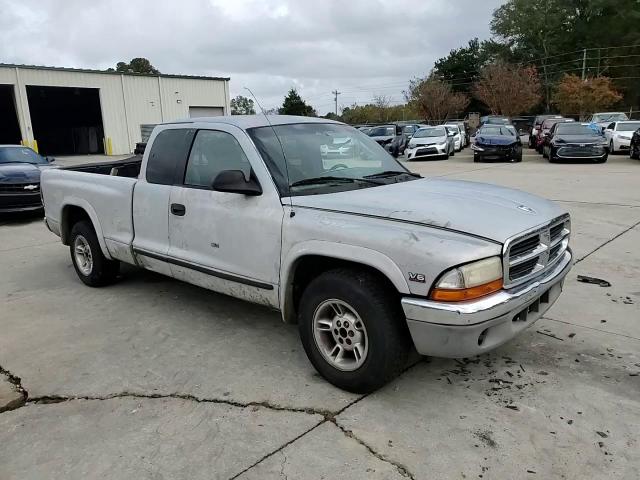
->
[169,115,342,130]
[0,63,230,81]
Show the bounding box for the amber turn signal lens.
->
[430,278,503,302]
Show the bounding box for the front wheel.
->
[609,141,615,154]
[70,220,119,287]
[298,269,410,393]
[631,145,640,160]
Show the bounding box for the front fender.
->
[280,240,410,323]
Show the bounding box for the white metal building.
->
[0,64,230,155]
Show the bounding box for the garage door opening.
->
[0,85,21,145]
[189,106,224,118]
[26,85,104,155]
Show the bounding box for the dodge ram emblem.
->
[517,204,536,214]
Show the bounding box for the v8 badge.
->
[408,272,426,283]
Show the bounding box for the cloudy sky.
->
[0,0,504,114]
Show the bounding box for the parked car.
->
[366,125,407,157]
[0,145,56,214]
[543,122,608,163]
[446,120,469,147]
[400,124,423,140]
[529,115,563,148]
[442,124,462,151]
[471,125,523,162]
[536,118,575,154]
[42,115,573,393]
[630,127,640,160]
[587,112,629,131]
[405,126,454,160]
[603,121,640,154]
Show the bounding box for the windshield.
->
[248,123,415,196]
[413,127,445,138]
[367,126,396,137]
[555,124,599,135]
[617,122,640,132]
[0,147,47,165]
[479,126,515,136]
[593,113,628,122]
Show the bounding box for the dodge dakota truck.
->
[42,116,572,393]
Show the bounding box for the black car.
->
[630,128,640,160]
[0,146,55,213]
[471,125,522,162]
[544,123,608,163]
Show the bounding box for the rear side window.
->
[146,128,195,185]
[183,130,251,188]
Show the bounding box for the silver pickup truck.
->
[42,115,572,393]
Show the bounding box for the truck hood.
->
[291,178,566,243]
[0,163,55,183]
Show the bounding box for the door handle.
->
[170,203,186,216]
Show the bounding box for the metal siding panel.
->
[0,66,230,154]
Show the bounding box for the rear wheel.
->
[298,268,410,393]
[70,220,119,287]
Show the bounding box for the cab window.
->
[183,130,251,188]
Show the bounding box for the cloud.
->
[0,0,504,113]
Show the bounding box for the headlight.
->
[471,144,484,152]
[430,257,503,302]
[408,143,416,149]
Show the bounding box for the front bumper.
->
[474,147,518,161]
[401,249,572,358]
[0,192,42,213]
[406,145,447,160]
[614,137,631,150]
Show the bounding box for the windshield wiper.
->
[363,170,421,179]
[290,176,385,188]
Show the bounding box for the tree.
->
[553,74,622,119]
[405,77,470,123]
[473,63,541,116]
[230,95,256,115]
[109,57,160,74]
[278,89,316,116]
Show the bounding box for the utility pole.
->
[581,48,587,81]
[332,90,341,116]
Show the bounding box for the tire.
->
[69,220,119,287]
[298,268,410,394]
[631,145,640,160]
[609,141,615,154]
[450,146,455,157]
[542,147,548,159]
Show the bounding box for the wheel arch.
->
[60,200,111,259]
[280,241,410,324]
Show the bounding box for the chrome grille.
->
[504,215,571,287]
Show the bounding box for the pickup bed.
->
[42,115,572,393]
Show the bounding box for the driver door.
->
[167,124,284,307]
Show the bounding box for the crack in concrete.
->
[331,419,416,479]
[0,365,28,413]
[575,219,640,264]
[25,392,335,418]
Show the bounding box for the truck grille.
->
[504,215,570,287]
[0,183,40,194]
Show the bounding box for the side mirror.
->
[212,170,262,196]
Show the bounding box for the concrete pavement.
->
[1,148,639,479]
